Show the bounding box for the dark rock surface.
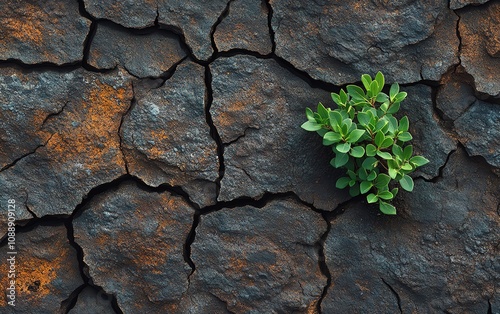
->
[0,225,83,312]
[189,198,327,313]
[450,0,491,9]
[436,75,477,121]
[88,22,187,78]
[0,68,132,221]
[83,0,228,61]
[0,0,90,64]
[214,0,272,55]
[1,1,499,312]
[459,1,500,97]
[323,148,500,313]
[121,61,219,207]
[399,85,457,179]
[271,0,459,85]
[455,100,500,168]
[211,55,350,209]
[73,181,194,313]
[68,286,115,314]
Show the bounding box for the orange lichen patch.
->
[45,79,132,171]
[0,3,63,48]
[0,250,67,305]
[228,256,249,272]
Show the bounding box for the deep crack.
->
[381,277,403,314]
[265,0,277,53]
[204,65,225,199]
[316,213,332,314]
[209,0,234,61]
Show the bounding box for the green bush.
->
[301,72,428,215]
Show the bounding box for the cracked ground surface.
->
[0,0,499,313]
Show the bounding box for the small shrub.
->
[301,72,428,215]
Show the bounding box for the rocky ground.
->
[0,0,499,313]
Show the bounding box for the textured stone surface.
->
[214,0,272,54]
[0,0,90,64]
[88,22,187,78]
[68,286,115,314]
[323,148,500,313]
[0,68,132,220]
[271,0,458,85]
[83,0,228,60]
[211,55,349,209]
[0,225,83,311]
[189,198,327,313]
[459,1,500,96]
[436,76,476,121]
[399,85,457,179]
[121,62,219,207]
[73,181,194,313]
[450,0,491,9]
[455,100,500,167]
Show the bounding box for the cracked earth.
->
[0,0,499,313]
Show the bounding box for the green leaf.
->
[375,173,391,189]
[375,71,385,94]
[399,116,409,132]
[362,157,378,170]
[317,102,329,119]
[349,184,360,197]
[398,132,413,142]
[369,80,379,98]
[360,181,373,194]
[336,177,351,189]
[378,191,394,200]
[336,142,351,153]
[391,187,399,197]
[392,144,404,159]
[375,93,389,103]
[334,152,349,168]
[347,170,356,180]
[367,193,378,203]
[366,171,377,181]
[375,131,385,147]
[357,168,368,180]
[399,174,414,192]
[350,146,365,158]
[306,107,315,122]
[386,102,400,114]
[403,145,413,160]
[375,120,388,133]
[331,93,342,106]
[379,201,396,215]
[357,112,370,126]
[377,151,392,160]
[401,163,413,171]
[388,167,398,179]
[347,85,366,101]
[323,132,342,143]
[301,121,322,131]
[346,129,366,143]
[389,83,399,101]
[329,110,343,131]
[394,91,407,103]
[380,102,389,112]
[339,89,348,104]
[410,156,430,167]
[366,144,377,157]
[380,137,394,149]
[361,74,372,91]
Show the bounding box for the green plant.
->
[301,72,429,215]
